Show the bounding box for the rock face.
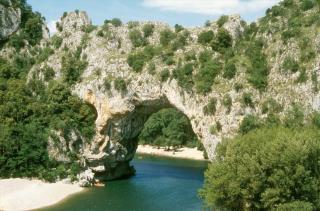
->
[0,0,21,41]
[32,11,320,181]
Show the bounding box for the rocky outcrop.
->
[0,0,21,40]
[34,11,320,182]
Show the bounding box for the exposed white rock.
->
[0,0,21,40]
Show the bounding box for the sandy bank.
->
[0,178,83,211]
[136,145,206,160]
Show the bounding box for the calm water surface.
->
[40,155,208,211]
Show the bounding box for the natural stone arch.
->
[78,87,210,180]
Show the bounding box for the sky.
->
[28,0,281,34]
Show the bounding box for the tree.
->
[129,29,147,47]
[223,59,237,79]
[198,30,214,45]
[211,28,233,52]
[200,127,320,210]
[160,29,176,47]
[142,24,154,37]
[139,108,197,150]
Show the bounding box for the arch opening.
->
[90,97,203,181]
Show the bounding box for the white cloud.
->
[47,20,58,35]
[143,0,280,15]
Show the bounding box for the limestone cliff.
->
[0,0,21,40]
[3,1,320,182]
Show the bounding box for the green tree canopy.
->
[200,126,320,210]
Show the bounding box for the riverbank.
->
[136,145,206,160]
[0,178,83,210]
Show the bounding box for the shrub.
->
[142,24,155,37]
[217,15,229,27]
[185,51,196,61]
[129,29,147,48]
[42,65,55,81]
[223,59,237,79]
[160,69,170,82]
[103,78,111,91]
[239,114,261,134]
[211,28,232,53]
[61,52,88,85]
[242,92,254,108]
[195,60,222,94]
[200,127,320,210]
[127,21,139,29]
[160,29,176,46]
[281,28,301,42]
[198,30,214,45]
[174,24,184,33]
[301,0,315,11]
[127,51,145,72]
[284,104,304,128]
[173,63,194,89]
[104,18,122,27]
[203,98,217,115]
[222,94,232,113]
[245,40,269,90]
[311,71,318,92]
[114,78,127,92]
[282,56,299,73]
[147,62,156,75]
[261,98,283,114]
[24,15,43,46]
[198,50,212,64]
[296,68,308,84]
[51,35,63,49]
[234,83,243,92]
[171,33,188,51]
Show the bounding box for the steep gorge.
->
[1,0,320,182]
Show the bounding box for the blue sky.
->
[28,0,281,32]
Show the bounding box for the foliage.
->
[211,28,233,53]
[41,65,55,81]
[282,56,299,73]
[160,29,176,47]
[284,104,304,128]
[242,92,254,108]
[105,18,122,27]
[129,29,147,48]
[239,114,261,134]
[200,127,320,210]
[203,98,217,115]
[223,59,237,79]
[174,24,184,33]
[198,30,214,45]
[61,52,88,85]
[173,63,193,89]
[51,35,63,49]
[245,40,269,90]
[195,60,222,94]
[142,24,155,37]
[139,108,198,149]
[127,51,146,72]
[160,69,170,82]
[222,94,232,113]
[114,78,127,92]
[217,15,229,27]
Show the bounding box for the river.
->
[38,154,208,211]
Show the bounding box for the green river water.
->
[39,154,208,211]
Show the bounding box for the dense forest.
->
[0,0,96,181]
